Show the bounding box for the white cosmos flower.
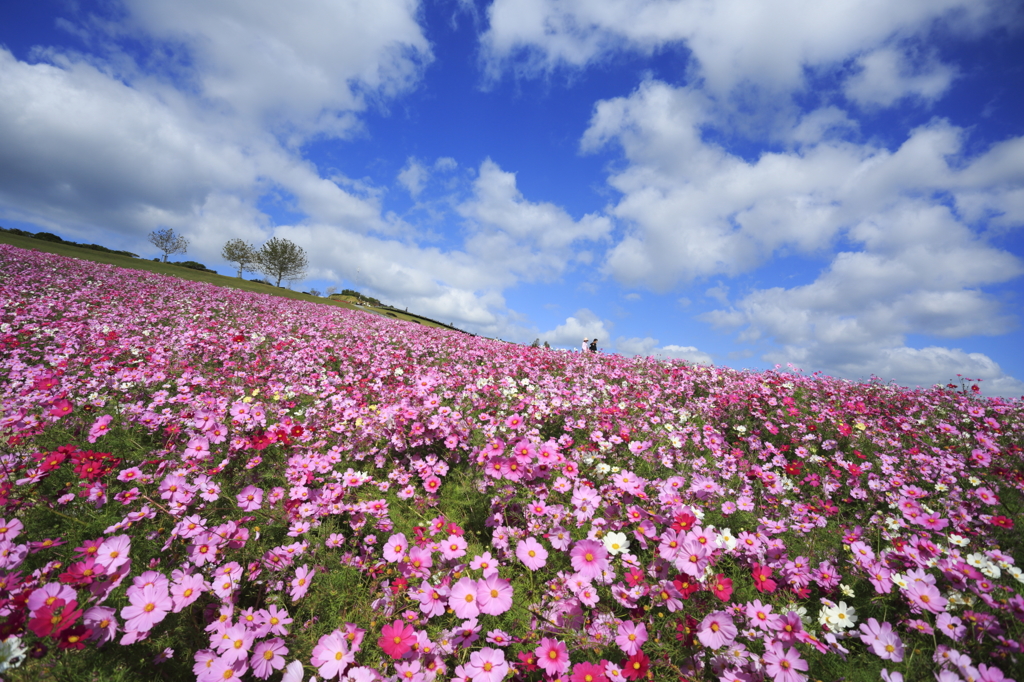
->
[602,532,629,555]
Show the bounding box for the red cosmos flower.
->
[620,652,649,680]
[624,567,645,587]
[671,512,696,532]
[672,575,700,599]
[517,651,539,671]
[389,577,409,595]
[752,563,778,593]
[674,616,698,646]
[991,516,1014,529]
[57,625,92,650]
[35,449,67,472]
[709,573,733,602]
[784,461,803,476]
[28,598,83,639]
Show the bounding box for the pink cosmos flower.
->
[236,485,263,511]
[383,533,408,563]
[204,655,247,681]
[0,518,23,543]
[121,583,172,633]
[404,546,433,577]
[449,577,480,619]
[936,613,965,641]
[466,647,509,682]
[476,574,514,616]
[440,534,468,560]
[570,539,609,580]
[256,605,292,637]
[615,621,647,655]
[416,580,450,619]
[516,537,548,570]
[394,660,424,682]
[171,573,207,612]
[763,641,808,682]
[83,606,118,644]
[87,414,113,442]
[250,638,288,679]
[746,599,781,631]
[697,611,737,650]
[906,582,947,614]
[536,637,570,676]
[96,535,131,571]
[216,624,254,663]
[27,582,76,614]
[311,630,355,680]
[289,565,314,602]
[470,552,500,577]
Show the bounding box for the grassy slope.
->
[0,232,457,331]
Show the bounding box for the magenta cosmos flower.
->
[535,638,570,676]
[516,537,548,570]
[570,540,609,580]
[571,662,608,682]
[378,621,417,659]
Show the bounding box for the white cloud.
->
[582,74,1024,395]
[844,47,957,108]
[457,158,612,285]
[615,336,713,364]
[540,309,611,348]
[398,157,429,197]
[434,157,458,172]
[119,0,431,139]
[481,0,998,97]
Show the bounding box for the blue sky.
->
[2,1,1024,396]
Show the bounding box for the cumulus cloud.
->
[458,159,612,285]
[398,157,429,197]
[615,337,713,364]
[120,0,431,139]
[481,0,998,98]
[844,47,957,108]
[540,309,611,348]
[0,9,605,343]
[700,200,1023,395]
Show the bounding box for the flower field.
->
[0,243,1022,682]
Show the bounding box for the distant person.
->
[589,338,598,353]
[582,337,589,352]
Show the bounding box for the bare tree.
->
[221,238,259,278]
[257,237,308,287]
[325,285,337,297]
[148,227,189,262]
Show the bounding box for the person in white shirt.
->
[582,338,589,352]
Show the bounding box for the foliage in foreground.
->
[0,243,1022,682]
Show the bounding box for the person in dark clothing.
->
[589,339,598,353]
